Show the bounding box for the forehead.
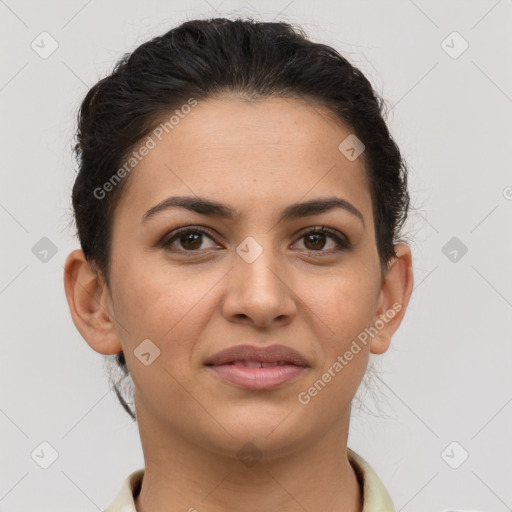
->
[113,95,372,226]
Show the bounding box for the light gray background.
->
[1,1,511,511]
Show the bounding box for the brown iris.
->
[303,232,327,251]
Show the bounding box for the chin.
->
[200,411,313,460]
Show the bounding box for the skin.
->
[64,95,413,512]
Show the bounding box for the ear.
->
[370,242,414,355]
[63,249,123,355]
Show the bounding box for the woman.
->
[63,17,413,512]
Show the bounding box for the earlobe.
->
[370,242,414,355]
[63,249,123,355]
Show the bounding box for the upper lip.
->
[205,344,309,367]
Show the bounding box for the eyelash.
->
[159,225,351,256]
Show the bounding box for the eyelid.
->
[293,225,349,243]
[159,225,219,248]
[291,225,351,253]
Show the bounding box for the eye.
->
[160,226,219,252]
[292,226,351,254]
[160,225,351,255]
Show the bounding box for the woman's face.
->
[69,95,412,458]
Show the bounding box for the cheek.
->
[113,262,215,356]
[308,269,379,344]
[298,279,374,417]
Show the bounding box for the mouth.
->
[205,344,309,390]
[217,360,307,367]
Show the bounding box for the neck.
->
[133,411,363,512]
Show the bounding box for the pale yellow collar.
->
[104,448,395,511]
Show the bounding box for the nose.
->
[221,243,297,329]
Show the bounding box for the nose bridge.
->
[235,234,284,292]
[223,233,296,325]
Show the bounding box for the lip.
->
[205,344,309,390]
[205,344,309,367]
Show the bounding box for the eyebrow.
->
[141,195,366,228]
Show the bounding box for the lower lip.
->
[208,364,307,390]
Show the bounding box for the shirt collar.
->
[103,448,395,512]
[347,448,396,511]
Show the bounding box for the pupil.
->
[182,232,201,249]
[306,233,325,250]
